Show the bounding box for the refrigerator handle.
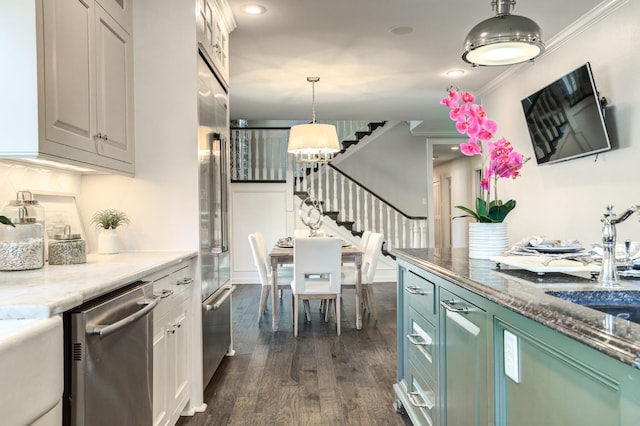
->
[87,296,160,337]
[205,284,236,311]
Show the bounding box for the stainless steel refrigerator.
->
[197,49,235,388]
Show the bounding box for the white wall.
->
[433,155,477,247]
[231,182,289,283]
[479,0,640,247]
[80,0,199,253]
[333,121,428,217]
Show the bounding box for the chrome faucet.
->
[599,205,638,286]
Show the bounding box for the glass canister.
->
[0,207,44,271]
[48,225,86,265]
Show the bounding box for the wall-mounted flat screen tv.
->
[521,62,611,165]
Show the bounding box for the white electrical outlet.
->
[504,329,520,383]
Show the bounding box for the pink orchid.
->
[441,88,529,222]
[460,138,482,156]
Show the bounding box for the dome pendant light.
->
[462,0,544,66]
[287,77,341,163]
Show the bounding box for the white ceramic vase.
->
[98,228,120,254]
[468,222,508,259]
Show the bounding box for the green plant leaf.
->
[454,205,480,221]
[488,199,516,222]
[0,215,15,227]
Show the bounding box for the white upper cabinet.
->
[0,0,134,175]
[196,0,236,85]
[96,0,132,33]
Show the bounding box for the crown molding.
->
[479,0,629,96]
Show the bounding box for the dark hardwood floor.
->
[178,283,411,426]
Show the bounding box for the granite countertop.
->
[391,248,640,369]
[0,251,197,320]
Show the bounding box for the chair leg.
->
[293,295,299,337]
[368,286,378,320]
[324,300,331,322]
[303,300,311,321]
[258,285,269,321]
[336,296,341,336]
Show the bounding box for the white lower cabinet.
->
[150,261,195,426]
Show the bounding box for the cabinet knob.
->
[176,277,193,286]
[95,132,103,140]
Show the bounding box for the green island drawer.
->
[406,306,437,384]
[404,269,437,321]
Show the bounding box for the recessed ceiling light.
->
[446,69,465,77]
[241,4,266,15]
[390,26,414,35]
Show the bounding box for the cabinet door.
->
[95,0,131,33]
[169,305,190,417]
[95,5,134,165]
[440,288,489,426]
[495,320,625,426]
[152,318,169,426]
[42,0,97,153]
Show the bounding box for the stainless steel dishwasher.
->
[64,281,159,425]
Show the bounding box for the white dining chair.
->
[291,237,342,336]
[341,232,384,320]
[248,232,294,321]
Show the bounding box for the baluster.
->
[332,169,338,213]
[401,217,407,248]
[340,175,346,223]
[324,165,330,212]
[371,198,376,233]
[317,165,324,204]
[348,181,354,223]
[280,130,286,181]
[363,193,369,231]
[355,185,361,233]
[259,129,266,180]
[394,211,400,249]
[385,205,391,245]
[247,129,254,180]
[379,198,384,236]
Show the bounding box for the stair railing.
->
[291,160,428,249]
[230,121,370,182]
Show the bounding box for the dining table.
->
[269,242,363,332]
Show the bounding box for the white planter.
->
[97,229,120,254]
[468,222,508,259]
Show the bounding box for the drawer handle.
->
[405,285,430,296]
[155,289,173,299]
[440,299,470,314]
[408,391,434,410]
[407,333,432,347]
[176,277,193,286]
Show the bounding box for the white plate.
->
[528,245,584,254]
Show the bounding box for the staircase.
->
[292,122,427,255]
[230,120,428,254]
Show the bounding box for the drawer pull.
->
[407,333,432,347]
[440,299,470,314]
[176,277,193,286]
[408,390,434,410]
[405,285,431,296]
[154,289,173,299]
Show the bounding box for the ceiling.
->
[226,0,604,133]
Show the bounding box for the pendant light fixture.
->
[462,0,544,67]
[287,77,340,163]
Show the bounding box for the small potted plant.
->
[90,209,130,254]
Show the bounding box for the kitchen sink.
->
[545,290,640,324]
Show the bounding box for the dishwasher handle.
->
[205,284,236,311]
[87,296,161,337]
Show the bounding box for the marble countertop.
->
[0,251,197,320]
[391,248,640,369]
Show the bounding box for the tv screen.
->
[521,62,611,165]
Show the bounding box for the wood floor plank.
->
[178,283,410,426]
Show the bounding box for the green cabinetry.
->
[440,288,489,426]
[394,257,640,426]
